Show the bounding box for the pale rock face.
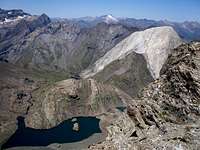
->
[72,122,79,131]
[81,26,182,79]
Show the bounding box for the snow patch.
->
[103,15,119,24]
[7,11,12,15]
[4,18,13,23]
[0,15,26,24]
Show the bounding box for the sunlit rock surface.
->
[81,26,182,79]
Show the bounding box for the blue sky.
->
[0,0,200,22]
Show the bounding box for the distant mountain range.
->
[1,8,200,41]
[67,14,200,42]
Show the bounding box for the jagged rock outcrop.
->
[89,111,136,150]
[89,42,200,149]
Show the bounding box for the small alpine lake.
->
[2,116,101,149]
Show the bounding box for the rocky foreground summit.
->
[89,42,200,149]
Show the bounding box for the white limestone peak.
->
[81,26,182,79]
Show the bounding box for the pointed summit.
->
[100,14,119,24]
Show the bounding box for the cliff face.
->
[89,42,200,150]
[0,13,50,59]
[25,78,133,129]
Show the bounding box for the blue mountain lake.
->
[2,116,101,149]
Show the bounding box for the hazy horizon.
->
[0,0,200,22]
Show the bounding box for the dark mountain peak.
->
[40,13,49,19]
[37,13,51,25]
[0,8,31,22]
[23,13,51,31]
